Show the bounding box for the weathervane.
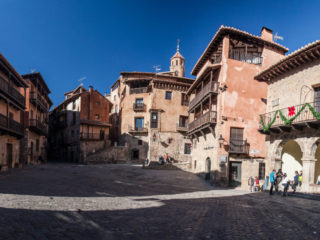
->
[177,39,180,52]
[78,76,86,86]
[274,32,284,42]
[153,65,161,73]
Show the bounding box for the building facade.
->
[187,26,288,188]
[109,47,194,165]
[0,53,27,171]
[49,85,112,163]
[22,73,52,164]
[256,40,320,193]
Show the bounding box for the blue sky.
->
[0,0,320,107]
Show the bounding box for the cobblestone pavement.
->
[0,163,320,240]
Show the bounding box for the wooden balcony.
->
[30,92,49,112]
[176,123,188,132]
[0,76,25,108]
[259,101,320,134]
[229,139,249,154]
[80,132,105,141]
[130,87,150,94]
[229,50,263,65]
[133,103,146,112]
[128,125,148,134]
[0,113,24,137]
[188,111,217,135]
[29,119,48,136]
[189,81,219,111]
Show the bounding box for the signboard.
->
[220,155,227,163]
[249,149,261,155]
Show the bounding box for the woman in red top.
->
[255,177,260,191]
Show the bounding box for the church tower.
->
[170,40,185,77]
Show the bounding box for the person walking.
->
[298,171,303,187]
[269,169,276,195]
[317,175,320,185]
[292,171,299,193]
[275,169,283,192]
[281,173,289,197]
[248,176,254,192]
[254,176,259,191]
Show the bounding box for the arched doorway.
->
[205,157,211,180]
[281,140,303,180]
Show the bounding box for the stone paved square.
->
[0,163,319,240]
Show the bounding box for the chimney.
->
[261,27,273,42]
[89,85,93,94]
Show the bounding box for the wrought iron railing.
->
[0,113,24,135]
[133,103,146,111]
[189,81,219,111]
[128,125,148,133]
[188,111,217,132]
[259,101,320,130]
[229,139,249,154]
[0,76,25,107]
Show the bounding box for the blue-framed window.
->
[165,91,172,100]
[135,118,144,130]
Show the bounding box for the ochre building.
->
[0,53,27,171]
[49,85,112,163]
[256,40,320,193]
[109,46,194,166]
[187,26,288,188]
[22,73,52,164]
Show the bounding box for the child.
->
[255,176,260,192]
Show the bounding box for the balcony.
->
[133,103,146,112]
[229,139,249,154]
[0,76,25,107]
[29,119,48,136]
[189,81,219,111]
[30,92,49,112]
[128,125,148,134]
[80,132,105,141]
[0,113,24,137]
[229,50,263,65]
[55,120,67,129]
[188,111,217,134]
[176,123,188,132]
[259,101,320,134]
[130,87,150,94]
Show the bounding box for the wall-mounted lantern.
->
[218,134,225,148]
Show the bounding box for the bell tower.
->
[170,39,185,77]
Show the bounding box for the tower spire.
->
[177,39,180,52]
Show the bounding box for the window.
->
[114,95,116,101]
[135,118,144,130]
[181,93,188,106]
[259,162,266,180]
[176,60,178,65]
[96,101,101,106]
[36,139,39,152]
[179,116,188,127]
[135,98,143,104]
[9,112,13,120]
[100,130,105,140]
[230,128,244,153]
[314,87,320,112]
[194,160,197,169]
[95,114,100,120]
[165,91,172,100]
[184,143,191,154]
[138,140,142,145]
[71,130,74,138]
[150,112,158,128]
[72,101,76,110]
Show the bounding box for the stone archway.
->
[274,140,303,180]
[311,140,320,184]
[281,140,303,180]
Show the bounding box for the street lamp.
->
[218,134,225,148]
[153,133,157,142]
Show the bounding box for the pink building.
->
[187,26,288,188]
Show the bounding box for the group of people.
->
[158,153,172,165]
[248,176,261,192]
[269,169,302,196]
